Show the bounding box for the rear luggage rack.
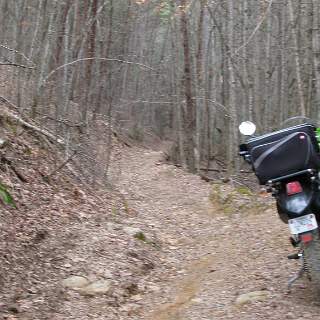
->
[267,169,316,184]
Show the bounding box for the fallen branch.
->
[0,153,28,183]
[200,174,213,182]
[200,168,252,174]
[0,109,64,145]
[111,130,133,147]
[0,95,19,110]
[201,167,227,172]
[44,150,77,181]
[173,164,227,172]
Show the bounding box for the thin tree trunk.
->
[288,0,306,116]
[180,0,196,172]
[312,0,320,121]
[243,0,253,121]
[195,0,205,173]
[227,0,238,173]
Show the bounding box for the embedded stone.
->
[235,290,270,306]
[62,276,89,289]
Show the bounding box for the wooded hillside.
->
[1,0,319,175]
[3,2,320,319]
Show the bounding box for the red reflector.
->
[286,181,303,195]
[301,233,313,243]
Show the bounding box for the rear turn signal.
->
[286,181,303,196]
[301,233,313,244]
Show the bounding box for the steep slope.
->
[0,108,160,319]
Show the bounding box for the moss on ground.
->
[210,182,272,216]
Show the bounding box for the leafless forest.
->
[1,0,320,176]
[4,2,320,319]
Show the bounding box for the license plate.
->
[288,214,318,235]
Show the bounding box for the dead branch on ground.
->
[0,108,64,145]
[0,153,28,183]
[44,150,78,181]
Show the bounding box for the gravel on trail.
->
[114,147,320,320]
[3,144,320,320]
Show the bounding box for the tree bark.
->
[312,0,320,121]
[179,0,196,172]
[288,0,306,116]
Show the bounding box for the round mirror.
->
[239,121,256,136]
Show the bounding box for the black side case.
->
[240,124,320,184]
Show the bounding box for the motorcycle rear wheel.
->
[303,232,320,295]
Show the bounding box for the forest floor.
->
[113,147,320,320]
[2,124,320,319]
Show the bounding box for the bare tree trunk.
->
[83,0,98,123]
[13,0,27,111]
[227,0,238,173]
[312,0,320,122]
[277,2,286,124]
[265,6,273,128]
[243,0,254,121]
[204,30,213,171]
[179,0,196,172]
[195,0,205,173]
[288,0,306,116]
[31,1,59,119]
[171,17,186,167]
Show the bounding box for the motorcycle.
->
[239,120,320,293]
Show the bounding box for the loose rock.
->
[78,280,111,296]
[235,291,270,306]
[62,276,89,289]
[0,138,7,148]
[123,226,142,236]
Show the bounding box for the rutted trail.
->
[115,147,320,320]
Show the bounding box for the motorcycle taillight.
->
[301,233,313,244]
[286,181,303,196]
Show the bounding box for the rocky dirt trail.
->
[114,147,320,319]
[4,143,320,320]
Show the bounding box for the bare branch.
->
[120,99,173,105]
[41,57,155,88]
[206,0,274,61]
[0,62,34,69]
[231,0,274,57]
[192,97,231,117]
[0,44,35,66]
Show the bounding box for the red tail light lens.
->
[301,233,313,243]
[286,181,303,195]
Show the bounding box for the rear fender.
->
[282,192,313,216]
[276,179,314,220]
